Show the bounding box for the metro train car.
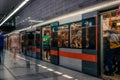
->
[7,1,120,79]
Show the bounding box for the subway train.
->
[6,1,120,79]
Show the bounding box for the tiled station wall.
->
[16,0,104,29]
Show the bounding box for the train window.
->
[51,27,58,47]
[82,17,96,49]
[36,30,41,47]
[103,13,110,19]
[58,25,69,48]
[102,14,110,31]
[111,11,116,17]
[27,32,34,46]
[119,11,120,15]
[70,22,82,48]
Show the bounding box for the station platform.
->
[0,50,102,80]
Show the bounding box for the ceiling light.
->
[29,20,44,23]
[28,17,31,19]
[0,0,30,26]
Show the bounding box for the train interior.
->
[101,9,120,80]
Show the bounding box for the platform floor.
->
[0,50,103,80]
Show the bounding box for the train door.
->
[42,22,59,63]
[25,32,30,56]
[23,31,29,56]
[50,24,59,64]
[35,29,42,60]
[42,26,51,62]
[100,9,120,79]
[32,31,36,58]
[26,31,34,57]
[20,31,25,54]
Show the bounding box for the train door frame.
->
[32,30,37,58]
[35,28,42,60]
[42,25,52,62]
[99,12,104,77]
[26,31,34,57]
[50,22,59,65]
[99,7,120,79]
[25,31,30,57]
[41,22,59,64]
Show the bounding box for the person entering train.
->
[9,32,19,64]
[42,31,51,60]
[114,23,120,75]
[105,23,120,76]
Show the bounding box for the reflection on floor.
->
[103,74,120,80]
[0,50,102,80]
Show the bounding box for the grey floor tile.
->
[0,67,16,80]
[39,76,73,80]
[2,50,103,80]
[16,72,60,80]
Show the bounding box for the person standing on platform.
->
[9,32,19,64]
[0,30,5,64]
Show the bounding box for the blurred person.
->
[0,30,5,64]
[115,25,120,75]
[103,30,110,74]
[9,32,19,63]
[105,23,120,76]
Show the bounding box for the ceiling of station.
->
[0,0,32,33]
[0,0,109,33]
[16,0,105,29]
[0,0,23,21]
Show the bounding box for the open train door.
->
[42,22,59,64]
[42,25,51,62]
[100,8,120,80]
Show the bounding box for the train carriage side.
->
[15,1,120,79]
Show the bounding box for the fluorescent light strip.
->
[0,0,29,26]
[29,20,44,23]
